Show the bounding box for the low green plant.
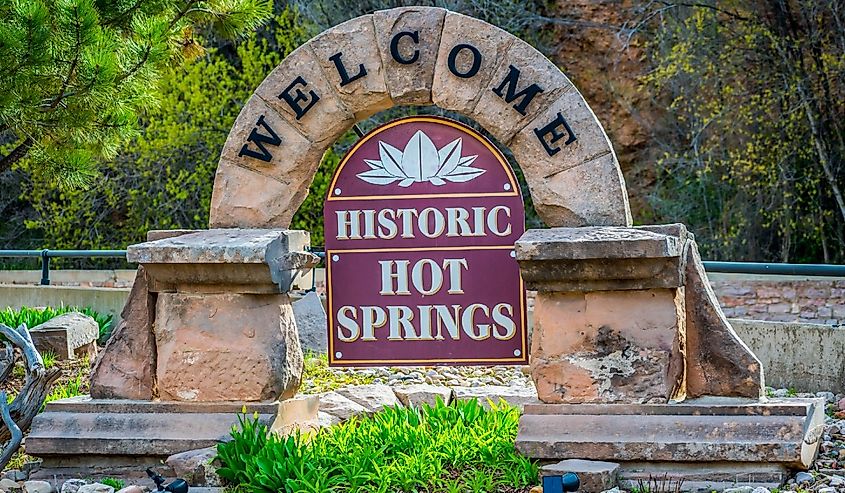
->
[99,478,125,490]
[0,306,114,344]
[42,351,56,370]
[45,376,85,404]
[300,352,375,394]
[217,399,538,493]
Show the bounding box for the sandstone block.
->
[318,391,368,421]
[684,240,764,399]
[529,152,632,227]
[292,292,328,354]
[472,37,574,143]
[165,447,221,487]
[254,45,353,144]
[541,459,619,493]
[512,89,613,183]
[336,384,401,414]
[373,7,446,105]
[146,229,197,242]
[154,292,303,402]
[432,12,515,115]
[309,16,392,119]
[270,394,320,435]
[209,160,298,229]
[393,384,452,408]
[89,267,156,400]
[530,289,685,404]
[30,312,98,360]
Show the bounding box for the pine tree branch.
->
[46,4,84,111]
[0,138,34,174]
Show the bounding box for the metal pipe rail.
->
[0,249,843,286]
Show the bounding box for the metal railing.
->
[0,249,844,286]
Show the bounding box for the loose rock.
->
[76,484,114,493]
[723,487,754,493]
[335,384,400,414]
[165,446,221,487]
[0,479,22,493]
[115,486,146,493]
[60,480,87,493]
[23,482,52,493]
[795,471,815,484]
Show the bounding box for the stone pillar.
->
[514,224,824,485]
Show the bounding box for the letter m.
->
[238,115,281,162]
[491,65,544,116]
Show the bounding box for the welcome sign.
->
[324,116,527,366]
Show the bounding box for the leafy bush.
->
[0,306,114,344]
[217,399,538,493]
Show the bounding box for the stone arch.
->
[209,7,632,230]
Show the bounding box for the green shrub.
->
[0,306,114,344]
[45,375,85,403]
[99,478,125,491]
[216,398,538,493]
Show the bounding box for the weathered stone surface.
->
[254,45,353,144]
[513,89,614,183]
[0,478,21,492]
[165,447,221,487]
[76,484,112,493]
[685,240,764,399]
[114,487,144,493]
[432,12,515,114]
[28,398,279,459]
[318,391,368,421]
[129,229,316,293]
[336,384,401,414]
[30,312,98,360]
[393,384,452,408]
[515,226,685,291]
[209,96,330,229]
[516,399,825,469]
[155,292,303,402]
[23,481,52,493]
[530,289,685,404]
[59,480,86,493]
[318,411,340,428]
[309,16,392,119]
[472,37,574,143]
[270,395,320,435]
[146,229,197,242]
[541,459,619,493]
[292,292,327,354]
[451,385,540,410]
[530,152,632,227]
[373,7,446,105]
[90,267,156,400]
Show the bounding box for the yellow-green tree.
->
[640,0,845,262]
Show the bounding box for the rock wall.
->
[712,278,845,325]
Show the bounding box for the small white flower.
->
[357,130,485,187]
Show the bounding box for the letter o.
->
[448,43,482,78]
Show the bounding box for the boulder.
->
[318,391,369,421]
[89,267,156,400]
[335,384,401,414]
[59,480,87,493]
[76,485,113,493]
[292,292,327,354]
[452,385,540,410]
[30,312,98,360]
[22,482,51,493]
[165,446,221,487]
[393,384,452,408]
[0,479,22,493]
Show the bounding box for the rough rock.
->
[292,292,328,354]
[471,36,573,143]
[114,487,145,493]
[750,488,771,493]
[818,488,836,493]
[318,391,369,421]
[541,459,618,493]
[723,487,754,493]
[76,485,113,493]
[525,153,631,228]
[22,482,51,493]
[309,15,393,119]
[794,472,815,484]
[2,472,25,483]
[393,384,452,408]
[154,292,303,401]
[59,480,87,493]
[89,267,156,400]
[432,12,515,115]
[254,45,353,144]
[29,312,98,360]
[373,7,446,105]
[318,411,341,428]
[166,446,221,487]
[0,479,21,492]
[529,289,684,404]
[685,239,764,399]
[336,384,401,414]
[270,395,320,435]
[452,385,540,409]
[209,96,331,229]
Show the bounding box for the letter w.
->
[491,65,544,116]
[238,115,281,162]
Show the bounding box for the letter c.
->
[390,31,420,64]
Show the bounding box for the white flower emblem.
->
[357,130,485,187]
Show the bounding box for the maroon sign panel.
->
[324,116,527,366]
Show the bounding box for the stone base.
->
[516,399,825,474]
[618,462,788,492]
[27,395,318,480]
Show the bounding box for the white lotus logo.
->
[357,130,485,187]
